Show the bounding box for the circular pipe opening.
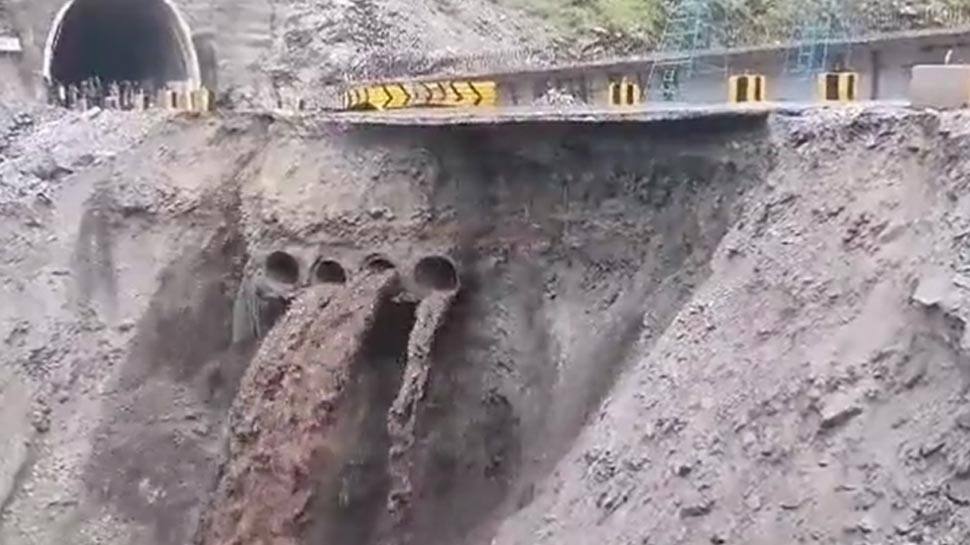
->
[363,254,396,273]
[414,256,459,291]
[314,259,347,285]
[265,251,300,285]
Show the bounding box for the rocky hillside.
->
[255,0,553,105]
[490,0,970,60]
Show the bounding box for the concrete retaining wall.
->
[910,64,970,108]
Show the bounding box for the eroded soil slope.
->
[6,106,970,545]
[209,113,771,545]
[0,111,270,545]
[493,109,970,545]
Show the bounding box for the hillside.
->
[3,2,970,545]
[493,0,970,59]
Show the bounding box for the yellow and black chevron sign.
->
[344,80,497,111]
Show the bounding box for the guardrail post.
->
[729,74,767,104]
[818,72,858,102]
[609,77,641,106]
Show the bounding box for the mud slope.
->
[492,109,970,545]
[1,108,766,545]
[384,289,459,545]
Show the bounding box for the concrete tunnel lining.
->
[43,0,201,88]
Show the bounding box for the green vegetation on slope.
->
[498,0,664,55]
[501,0,664,36]
[496,0,970,57]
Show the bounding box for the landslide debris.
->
[384,290,458,545]
[490,108,970,545]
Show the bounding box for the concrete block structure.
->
[910,64,970,108]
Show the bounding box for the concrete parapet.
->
[910,65,970,108]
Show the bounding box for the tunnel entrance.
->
[44,0,200,89]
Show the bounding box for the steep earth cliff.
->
[494,108,970,545]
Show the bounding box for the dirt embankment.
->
[0,111,270,545]
[212,113,769,545]
[11,106,970,545]
[492,109,970,545]
[208,108,970,545]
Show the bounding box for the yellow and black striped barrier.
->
[343,80,497,111]
[729,74,767,104]
[158,87,216,113]
[818,72,858,102]
[190,87,216,112]
[609,77,641,107]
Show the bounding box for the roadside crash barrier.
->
[344,80,498,111]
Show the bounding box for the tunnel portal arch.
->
[43,0,201,89]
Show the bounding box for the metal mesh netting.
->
[341,1,970,84]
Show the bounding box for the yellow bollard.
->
[190,87,215,112]
[818,72,859,102]
[729,74,767,103]
[609,77,641,106]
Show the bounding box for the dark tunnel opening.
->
[314,259,348,285]
[414,256,459,291]
[265,252,300,285]
[48,0,191,87]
